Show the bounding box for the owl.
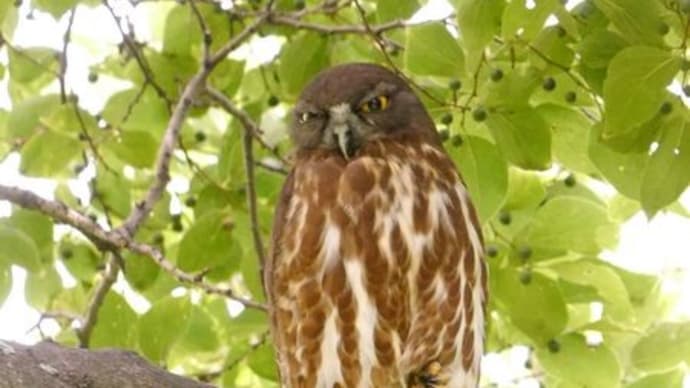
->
[265,63,487,388]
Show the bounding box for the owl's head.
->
[290,63,436,159]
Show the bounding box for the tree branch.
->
[119,11,269,239]
[75,253,121,348]
[205,87,267,270]
[0,184,267,312]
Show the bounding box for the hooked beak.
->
[333,124,355,160]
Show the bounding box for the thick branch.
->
[0,185,266,311]
[0,340,213,388]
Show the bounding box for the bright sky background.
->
[1,1,690,387]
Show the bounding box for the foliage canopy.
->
[0,0,689,386]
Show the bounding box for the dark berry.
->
[490,68,504,82]
[657,22,670,35]
[451,134,463,147]
[152,233,164,245]
[449,79,462,91]
[519,269,532,285]
[88,72,98,83]
[172,222,183,232]
[518,245,533,260]
[472,107,487,122]
[555,25,566,37]
[564,173,576,187]
[486,245,499,258]
[185,196,197,207]
[498,211,511,225]
[543,77,556,91]
[682,59,690,71]
[60,248,73,259]
[683,85,690,97]
[295,0,305,10]
[438,128,450,142]
[565,91,577,103]
[195,131,206,142]
[547,339,561,353]
[78,133,88,141]
[267,95,279,106]
[441,113,453,125]
[660,101,673,115]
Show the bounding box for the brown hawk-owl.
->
[265,63,487,388]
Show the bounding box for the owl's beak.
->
[333,124,355,160]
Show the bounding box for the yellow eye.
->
[360,95,389,113]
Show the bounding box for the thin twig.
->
[205,87,266,268]
[75,253,121,348]
[102,0,172,107]
[119,12,269,238]
[59,8,77,104]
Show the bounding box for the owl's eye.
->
[360,95,389,113]
[297,111,318,124]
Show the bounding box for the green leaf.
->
[138,295,192,363]
[631,322,690,372]
[536,104,597,174]
[456,0,505,62]
[8,47,58,83]
[627,368,685,388]
[0,264,11,307]
[537,333,621,387]
[589,123,648,199]
[20,130,81,177]
[59,241,101,283]
[503,168,546,210]
[531,26,575,68]
[521,197,617,254]
[8,209,53,265]
[501,0,559,40]
[376,0,418,22]
[107,130,158,168]
[484,107,552,170]
[278,32,329,97]
[173,305,220,354]
[123,252,160,292]
[493,268,567,343]
[603,46,680,139]
[91,292,138,349]
[210,59,245,97]
[592,0,664,46]
[0,224,41,272]
[24,266,62,309]
[32,0,78,18]
[450,135,507,222]
[640,118,690,216]
[578,29,628,69]
[93,169,132,219]
[177,210,239,275]
[405,24,464,78]
[163,5,198,56]
[7,94,59,139]
[551,260,633,323]
[247,342,279,382]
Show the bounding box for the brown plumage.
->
[265,63,487,388]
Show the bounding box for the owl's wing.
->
[265,168,295,301]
